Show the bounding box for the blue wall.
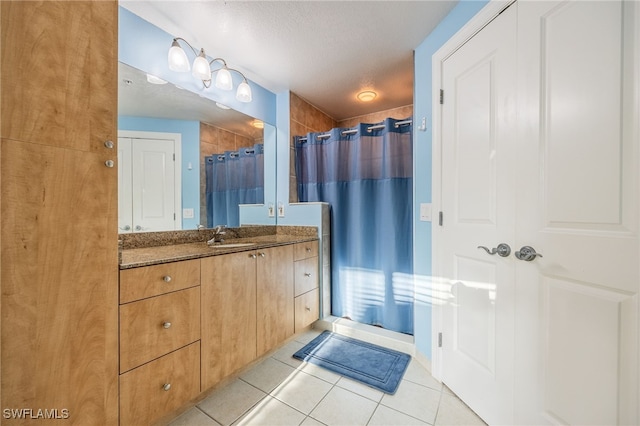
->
[118,116,201,230]
[413,0,489,360]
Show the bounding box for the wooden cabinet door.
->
[256,245,294,356]
[201,252,257,391]
[1,2,118,425]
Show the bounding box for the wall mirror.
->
[117,62,276,233]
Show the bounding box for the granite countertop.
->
[119,226,318,269]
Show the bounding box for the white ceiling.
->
[119,0,457,121]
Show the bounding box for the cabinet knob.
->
[250,254,257,259]
[162,383,171,391]
[304,272,312,277]
[162,322,172,329]
[105,159,115,168]
[104,140,114,149]
[305,307,311,311]
[259,252,265,258]
[163,275,172,283]
[306,247,311,253]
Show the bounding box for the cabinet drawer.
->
[294,241,318,261]
[120,287,200,373]
[120,342,200,426]
[294,257,319,296]
[295,289,319,332]
[120,259,200,304]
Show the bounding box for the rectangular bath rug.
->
[292,331,410,394]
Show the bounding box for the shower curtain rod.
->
[298,119,412,142]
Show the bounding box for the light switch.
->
[183,208,194,219]
[419,203,432,222]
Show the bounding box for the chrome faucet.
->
[206,225,226,246]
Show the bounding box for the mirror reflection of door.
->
[118,131,182,233]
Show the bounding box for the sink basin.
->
[208,242,256,249]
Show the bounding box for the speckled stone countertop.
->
[119,225,318,269]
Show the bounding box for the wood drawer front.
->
[120,341,200,426]
[120,287,200,373]
[120,259,200,304]
[294,257,319,296]
[294,241,318,261]
[295,289,319,332]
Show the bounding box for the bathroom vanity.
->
[118,226,319,425]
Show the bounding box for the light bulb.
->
[236,80,252,103]
[192,49,211,81]
[215,67,233,91]
[168,40,190,72]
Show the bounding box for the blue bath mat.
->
[292,331,410,394]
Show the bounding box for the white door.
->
[437,1,639,424]
[439,4,517,425]
[117,134,180,232]
[131,138,177,232]
[118,137,133,233]
[515,1,639,424]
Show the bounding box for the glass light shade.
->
[236,80,252,103]
[192,50,211,81]
[215,67,233,91]
[168,41,190,72]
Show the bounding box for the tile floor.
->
[168,329,485,426]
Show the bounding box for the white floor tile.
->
[271,370,333,415]
[294,329,323,345]
[271,340,305,368]
[240,357,297,393]
[198,379,267,426]
[309,386,378,426]
[300,416,326,426]
[380,379,441,424]
[234,396,306,426]
[335,376,384,403]
[367,405,429,426]
[297,362,342,384]
[402,359,442,392]
[168,407,221,426]
[435,394,487,426]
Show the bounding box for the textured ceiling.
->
[119,1,457,121]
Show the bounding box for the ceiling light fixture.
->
[168,37,253,103]
[146,74,167,85]
[357,90,377,102]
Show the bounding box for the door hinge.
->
[438,211,444,226]
[439,89,444,104]
[438,332,443,348]
[174,213,176,220]
[173,153,175,161]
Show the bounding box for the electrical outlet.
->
[183,208,194,219]
[268,203,275,217]
[278,203,285,218]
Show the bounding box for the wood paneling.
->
[295,289,320,332]
[119,287,200,373]
[1,139,118,424]
[119,342,201,426]
[0,1,117,151]
[1,1,118,423]
[201,252,257,390]
[256,245,294,356]
[120,259,200,304]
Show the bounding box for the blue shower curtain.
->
[295,118,414,335]
[205,143,264,228]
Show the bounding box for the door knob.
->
[477,243,511,257]
[515,246,543,261]
[119,225,131,231]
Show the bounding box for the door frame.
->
[118,130,183,230]
[431,0,514,381]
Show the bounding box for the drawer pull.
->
[162,275,172,283]
[259,252,266,258]
[250,253,257,259]
[162,322,172,329]
[306,247,312,253]
[162,383,171,391]
[304,272,312,277]
[305,307,311,311]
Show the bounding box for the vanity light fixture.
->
[251,119,264,129]
[168,37,253,103]
[356,90,377,102]
[215,102,231,110]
